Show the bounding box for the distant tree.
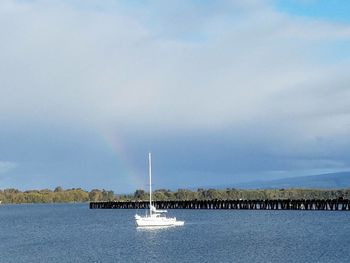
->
[54,186,63,192]
[106,191,115,201]
[154,191,166,201]
[134,189,146,200]
[175,189,197,200]
[101,190,115,201]
[2,187,350,204]
[89,189,103,201]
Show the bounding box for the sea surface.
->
[0,203,349,263]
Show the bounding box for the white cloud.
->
[0,0,349,139]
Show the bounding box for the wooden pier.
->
[90,199,350,211]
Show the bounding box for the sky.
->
[0,0,350,193]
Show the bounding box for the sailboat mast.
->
[149,152,152,215]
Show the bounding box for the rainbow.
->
[98,128,146,191]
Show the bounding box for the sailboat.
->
[134,153,184,227]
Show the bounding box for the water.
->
[0,204,349,263]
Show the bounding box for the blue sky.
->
[276,0,350,23]
[0,0,350,193]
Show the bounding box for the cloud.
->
[0,0,350,188]
[0,0,349,131]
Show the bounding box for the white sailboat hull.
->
[135,214,184,227]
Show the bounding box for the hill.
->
[234,171,350,189]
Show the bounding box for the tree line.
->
[123,188,350,201]
[1,187,350,204]
[0,187,114,204]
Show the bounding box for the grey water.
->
[0,204,349,263]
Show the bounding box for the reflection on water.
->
[137,225,176,231]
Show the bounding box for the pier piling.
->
[89,199,350,211]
